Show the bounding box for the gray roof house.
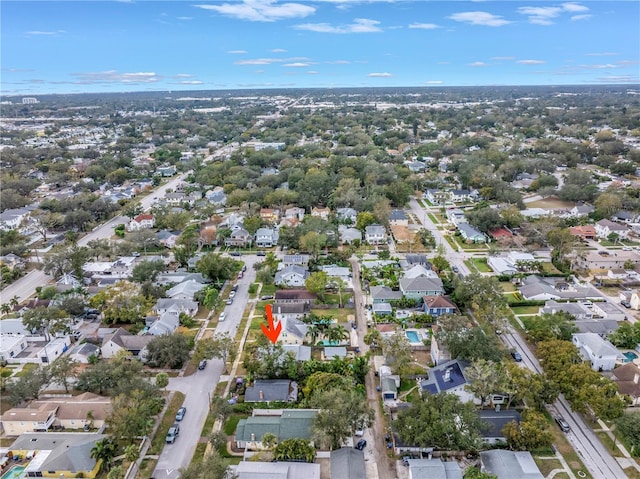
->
[166,279,206,300]
[480,450,544,479]
[155,298,198,317]
[101,327,153,359]
[399,276,444,300]
[370,285,403,303]
[244,379,298,403]
[389,209,408,226]
[235,461,320,479]
[458,223,487,243]
[365,224,387,244]
[9,433,107,477]
[281,254,311,267]
[330,448,366,479]
[336,207,358,223]
[275,265,309,287]
[255,227,279,248]
[572,333,621,371]
[282,344,312,361]
[406,458,462,479]
[478,410,521,444]
[280,316,309,345]
[146,311,180,336]
[234,408,317,450]
[339,225,363,244]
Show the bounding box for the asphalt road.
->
[152,253,259,479]
[501,328,627,479]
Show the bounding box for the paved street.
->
[152,253,259,479]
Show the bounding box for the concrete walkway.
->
[594,419,640,474]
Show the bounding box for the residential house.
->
[389,209,408,226]
[285,207,306,222]
[274,289,317,305]
[281,344,312,361]
[166,279,206,300]
[0,207,33,231]
[255,227,278,248]
[279,317,309,345]
[156,230,180,248]
[489,228,513,242]
[423,189,449,205]
[487,251,536,275]
[259,208,280,224]
[244,379,298,403]
[101,328,153,359]
[155,298,198,317]
[205,188,227,205]
[156,165,177,176]
[573,319,619,337]
[520,208,550,219]
[591,301,626,321]
[406,459,463,479]
[430,325,451,366]
[330,448,366,479]
[311,206,330,220]
[339,225,362,244]
[225,227,252,247]
[479,410,521,444]
[336,207,358,223]
[399,276,444,301]
[127,213,155,232]
[156,271,208,286]
[369,285,403,303]
[422,296,457,317]
[569,225,597,241]
[450,189,477,203]
[445,209,467,226]
[419,359,472,400]
[9,433,107,479]
[568,204,595,218]
[403,254,430,268]
[0,253,26,270]
[458,223,487,243]
[281,254,311,267]
[575,250,640,273]
[164,192,188,205]
[572,333,621,371]
[595,219,630,240]
[271,303,309,322]
[614,210,638,223]
[405,160,426,173]
[275,265,309,287]
[2,393,110,435]
[518,276,597,301]
[612,362,640,407]
[68,342,100,364]
[234,408,317,451]
[378,366,400,401]
[365,224,387,244]
[480,450,544,479]
[540,300,592,320]
[235,462,320,479]
[0,333,28,363]
[372,303,393,316]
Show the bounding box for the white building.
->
[572,333,621,372]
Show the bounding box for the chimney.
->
[250,433,255,441]
[259,390,264,400]
[443,368,452,382]
[634,373,640,385]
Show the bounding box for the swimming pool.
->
[405,330,420,343]
[623,351,638,362]
[1,466,25,479]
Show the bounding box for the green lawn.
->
[427,213,439,224]
[224,414,247,435]
[310,307,353,323]
[511,305,541,315]
[472,257,491,272]
[500,282,517,292]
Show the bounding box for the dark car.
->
[511,351,522,362]
[230,251,242,257]
[257,251,266,256]
[231,284,239,292]
[261,295,274,300]
[622,300,631,308]
[355,439,367,451]
[452,266,459,273]
[555,416,571,433]
[198,359,207,370]
[175,407,186,421]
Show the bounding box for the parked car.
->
[261,295,274,300]
[511,351,522,362]
[242,265,247,272]
[198,359,207,370]
[230,251,242,256]
[622,300,631,308]
[231,284,239,292]
[257,251,266,256]
[219,312,226,321]
[555,416,571,433]
[175,407,186,421]
[355,439,367,451]
[229,290,236,298]
[166,424,180,443]
[452,266,459,273]
[237,271,244,279]
[226,298,234,305]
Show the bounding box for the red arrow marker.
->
[261,303,282,344]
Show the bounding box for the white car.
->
[219,312,226,321]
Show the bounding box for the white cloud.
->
[561,2,589,12]
[177,16,193,20]
[448,11,511,27]
[71,70,161,84]
[194,0,315,22]
[271,48,288,53]
[227,50,248,54]
[25,30,66,36]
[409,23,439,30]
[517,59,545,65]
[235,58,281,65]
[469,61,488,67]
[306,70,319,74]
[295,18,382,33]
[327,60,351,64]
[175,73,193,78]
[425,80,443,84]
[368,72,392,77]
[492,56,516,61]
[283,62,310,67]
[595,75,638,83]
[581,63,621,69]
[571,14,591,21]
[179,80,203,84]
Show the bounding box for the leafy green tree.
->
[22,306,70,340]
[145,333,192,369]
[243,215,263,236]
[9,365,49,406]
[523,311,577,343]
[299,231,327,259]
[273,439,316,463]
[395,392,483,451]
[107,388,161,444]
[178,449,235,479]
[452,274,508,328]
[309,387,373,450]
[91,438,117,472]
[305,271,328,302]
[381,332,413,375]
[616,412,640,455]
[464,359,503,407]
[89,281,153,325]
[49,355,79,393]
[155,372,169,391]
[196,253,240,285]
[608,322,640,349]
[356,211,376,231]
[502,409,553,451]
[197,333,237,373]
[130,259,165,283]
[464,467,496,479]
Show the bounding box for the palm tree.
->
[305,324,321,345]
[0,304,11,315]
[9,295,19,309]
[90,438,117,472]
[324,325,348,345]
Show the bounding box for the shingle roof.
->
[480,450,544,479]
[330,448,366,479]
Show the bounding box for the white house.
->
[255,228,278,248]
[365,224,387,244]
[127,213,155,232]
[595,219,630,240]
[275,265,309,287]
[572,333,621,371]
[166,279,206,300]
[0,333,28,363]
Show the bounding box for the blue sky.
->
[2,0,639,95]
